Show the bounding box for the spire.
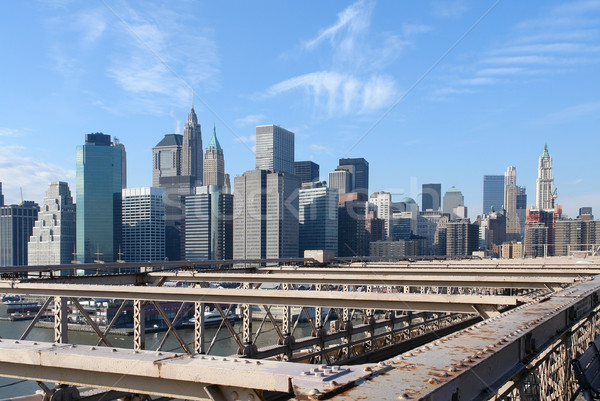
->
[187,105,197,125]
[541,143,550,159]
[207,123,221,150]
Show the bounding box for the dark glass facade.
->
[338,158,369,195]
[294,161,320,183]
[422,183,441,211]
[0,202,39,266]
[483,175,505,214]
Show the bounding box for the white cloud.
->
[0,145,75,205]
[266,71,396,116]
[75,8,107,43]
[534,101,600,125]
[432,1,468,19]
[310,144,330,154]
[234,135,256,144]
[235,114,267,127]
[0,128,25,137]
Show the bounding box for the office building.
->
[0,182,4,206]
[442,187,464,219]
[338,158,369,195]
[114,137,127,189]
[338,192,368,257]
[182,107,203,187]
[370,192,392,239]
[185,185,233,261]
[446,219,479,257]
[554,218,600,256]
[233,170,300,259]
[122,187,165,263]
[294,161,320,183]
[299,184,338,256]
[76,133,123,263]
[152,134,183,187]
[524,208,558,257]
[483,175,504,214]
[203,124,225,187]
[159,175,195,261]
[536,144,554,210]
[417,210,445,256]
[329,169,351,196]
[27,182,76,266]
[256,125,295,174]
[366,211,385,242]
[422,183,441,212]
[1,201,39,267]
[579,207,593,219]
[370,240,418,258]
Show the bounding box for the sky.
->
[1,0,599,218]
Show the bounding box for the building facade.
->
[328,169,351,196]
[294,161,320,183]
[536,144,554,210]
[255,125,295,175]
[182,107,203,187]
[203,125,225,187]
[338,192,368,257]
[422,183,441,212]
[483,175,504,214]
[76,133,123,263]
[338,158,369,195]
[122,187,165,263]
[0,201,39,266]
[185,185,233,261]
[27,182,76,266]
[299,185,338,256]
[152,134,183,187]
[370,192,392,239]
[442,187,464,219]
[446,219,479,257]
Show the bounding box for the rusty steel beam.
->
[0,282,524,316]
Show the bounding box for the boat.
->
[186,308,238,328]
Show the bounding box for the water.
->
[0,304,315,399]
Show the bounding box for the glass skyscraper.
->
[255,124,295,175]
[76,133,123,263]
[483,175,505,214]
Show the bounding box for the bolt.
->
[246,394,255,401]
[112,348,117,352]
[90,347,96,351]
[398,394,412,400]
[255,361,262,365]
[364,367,372,372]
[309,389,321,396]
[448,367,457,373]
[230,391,239,401]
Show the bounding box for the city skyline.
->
[2,1,599,217]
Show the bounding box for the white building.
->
[370,192,392,239]
[28,182,75,266]
[122,187,165,263]
[536,144,554,210]
[255,125,295,175]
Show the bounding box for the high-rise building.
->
[1,201,39,266]
[299,184,338,256]
[76,133,123,263]
[536,144,554,210]
[152,134,183,187]
[338,192,368,257]
[524,208,557,257]
[114,137,127,189]
[442,187,464,219]
[122,187,165,263]
[328,169,351,196]
[338,158,369,195]
[417,210,445,256]
[185,185,233,261]
[255,125,295,175]
[446,219,479,257]
[159,175,195,261]
[554,217,600,256]
[579,207,593,218]
[370,192,392,239]
[421,183,441,211]
[0,182,4,206]
[294,161,320,183]
[182,106,203,187]
[28,182,76,266]
[233,170,300,259]
[483,175,504,214]
[203,124,225,187]
[366,210,385,243]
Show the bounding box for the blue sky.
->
[1,0,599,218]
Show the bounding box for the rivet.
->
[230,391,239,401]
[112,348,117,352]
[90,347,96,351]
[364,367,372,372]
[255,361,262,365]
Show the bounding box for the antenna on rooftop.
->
[20,187,23,205]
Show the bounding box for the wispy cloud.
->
[235,114,267,127]
[533,100,600,126]
[0,128,25,137]
[0,145,75,205]
[310,144,331,154]
[266,0,429,117]
[434,0,600,99]
[234,135,256,153]
[432,1,468,19]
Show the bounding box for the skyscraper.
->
[338,192,368,257]
[182,106,203,187]
[76,133,123,263]
[483,175,504,214]
[370,192,392,239]
[299,184,338,256]
[28,182,76,266]
[421,183,441,211]
[442,187,464,219]
[233,170,300,259]
[114,137,127,189]
[185,185,233,261]
[338,158,369,195]
[159,175,195,261]
[0,182,4,206]
[1,201,39,266]
[203,124,225,187]
[446,219,479,257]
[256,124,295,174]
[294,161,319,183]
[152,134,183,187]
[536,144,554,210]
[328,169,351,195]
[122,187,165,263]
